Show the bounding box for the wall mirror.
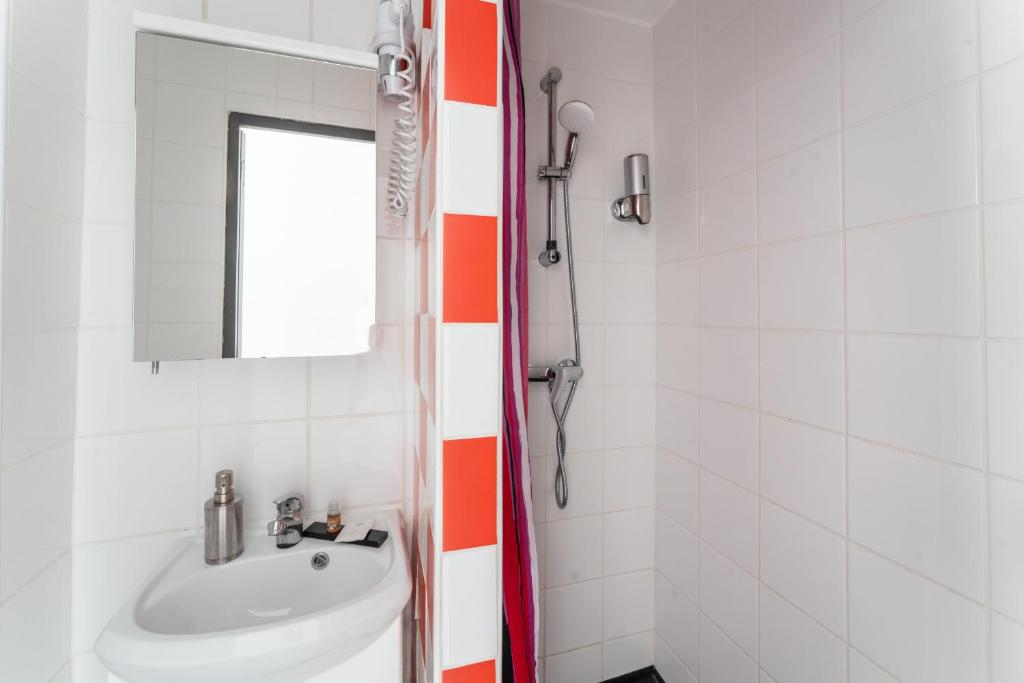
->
[134,33,378,361]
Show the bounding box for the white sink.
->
[96,511,411,683]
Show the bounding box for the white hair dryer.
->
[371,0,417,216]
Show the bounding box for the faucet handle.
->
[272,493,304,515]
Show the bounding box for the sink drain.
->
[311,552,330,570]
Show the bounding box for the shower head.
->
[558,100,595,134]
[558,101,594,170]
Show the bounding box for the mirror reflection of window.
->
[132,33,380,362]
[228,118,376,358]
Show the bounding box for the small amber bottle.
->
[326,500,342,534]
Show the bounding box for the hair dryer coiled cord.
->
[386,7,418,217]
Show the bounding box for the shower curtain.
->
[500,0,539,681]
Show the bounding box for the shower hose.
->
[552,178,582,509]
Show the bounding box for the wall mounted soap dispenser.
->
[611,153,652,225]
[204,470,244,565]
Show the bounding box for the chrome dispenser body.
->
[204,469,244,565]
[611,153,652,225]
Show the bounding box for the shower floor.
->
[601,666,665,683]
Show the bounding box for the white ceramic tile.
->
[605,386,655,448]
[700,470,758,573]
[312,61,374,111]
[545,515,603,587]
[207,0,310,39]
[992,612,1024,683]
[699,170,757,255]
[148,202,225,265]
[700,542,758,657]
[277,55,314,102]
[310,414,405,510]
[699,89,755,184]
[697,0,755,43]
[991,477,1024,623]
[555,385,604,455]
[74,430,197,543]
[147,262,222,325]
[87,15,133,122]
[759,233,843,330]
[77,330,198,435]
[656,388,699,463]
[656,442,700,533]
[605,263,656,324]
[441,546,498,668]
[84,119,135,223]
[760,331,844,431]
[655,0,698,81]
[656,52,698,129]
[700,399,758,490]
[606,325,656,386]
[604,447,655,511]
[199,421,306,523]
[547,4,653,85]
[760,501,846,636]
[4,202,82,333]
[848,546,986,683]
[310,327,405,416]
[982,59,1024,203]
[155,34,226,89]
[10,0,88,107]
[0,556,71,683]
[657,260,700,326]
[0,444,72,601]
[759,587,846,683]
[311,0,378,50]
[603,570,655,639]
[657,188,700,263]
[758,135,841,243]
[79,223,133,327]
[849,438,985,599]
[699,8,755,117]
[657,325,700,393]
[656,634,699,683]
[757,38,839,160]
[980,0,1024,69]
[603,631,654,680]
[844,82,978,227]
[761,415,845,532]
[6,72,86,218]
[656,511,700,600]
[847,210,980,335]
[604,508,655,575]
[441,324,501,438]
[545,644,602,683]
[545,579,603,654]
[841,0,884,23]
[843,0,977,123]
[847,335,981,467]
[226,47,278,96]
[699,614,759,683]
[700,249,756,327]
[757,0,840,78]
[989,342,1024,480]
[655,570,699,670]
[700,328,758,408]
[442,102,498,216]
[71,531,189,652]
[849,650,900,683]
[200,358,307,424]
[986,202,1024,338]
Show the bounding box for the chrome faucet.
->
[267,493,304,549]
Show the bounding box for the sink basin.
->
[96,511,411,683]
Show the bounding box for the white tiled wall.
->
[66,1,420,680]
[521,1,657,680]
[654,1,1024,682]
[0,0,88,679]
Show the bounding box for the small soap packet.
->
[335,519,373,543]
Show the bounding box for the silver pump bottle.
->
[204,469,244,565]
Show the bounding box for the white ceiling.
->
[542,0,678,26]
